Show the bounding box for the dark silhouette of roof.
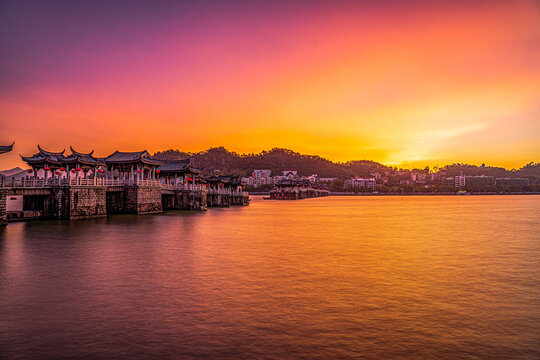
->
[105,150,163,165]
[21,145,65,165]
[156,159,200,173]
[37,144,65,156]
[0,141,14,154]
[205,175,243,185]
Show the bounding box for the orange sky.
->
[0,0,539,169]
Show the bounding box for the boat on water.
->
[456,190,470,195]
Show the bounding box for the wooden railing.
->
[0,178,245,194]
[1,178,207,190]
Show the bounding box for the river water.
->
[1,195,539,359]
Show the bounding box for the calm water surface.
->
[1,196,539,359]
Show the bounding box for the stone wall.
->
[208,193,230,207]
[124,186,162,214]
[231,194,250,206]
[174,190,207,211]
[69,187,107,219]
[0,190,7,225]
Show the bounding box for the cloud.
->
[386,122,488,164]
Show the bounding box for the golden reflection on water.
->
[1,195,539,359]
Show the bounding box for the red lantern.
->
[219,183,223,187]
[44,167,50,171]
[59,167,66,171]
[27,169,33,173]
[98,169,104,173]
[144,177,147,180]
[55,171,60,175]
[242,186,245,189]
[155,170,160,173]
[76,167,82,171]
[71,169,76,173]
[137,170,143,173]
[195,178,199,181]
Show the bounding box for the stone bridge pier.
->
[173,189,207,210]
[0,190,7,225]
[124,185,162,214]
[1,183,244,225]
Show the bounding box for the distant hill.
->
[0,167,26,177]
[439,162,540,177]
[153,147,540,179]
[153,147,392,178]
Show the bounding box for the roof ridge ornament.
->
[37,144,65,155]
[70,146,94,156]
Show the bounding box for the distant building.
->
[400,179,413,186]
[496,178,529,187]
[318,177,337,183]
[345,177,376,191]
[411,173,427,184]
[465,175,494,187]
[441,177,454,187]
[252,169,272,179]
[282,170,297,178]
[302,174,318,183]
[454,176,466,188]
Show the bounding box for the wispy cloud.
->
[386,122,488,164]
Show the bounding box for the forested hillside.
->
[153,147,540,178]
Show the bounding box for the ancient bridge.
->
[0,178,249,225]
[0,144,249,225]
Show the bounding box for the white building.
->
[345,177,376,191]
[318,177,337,183]
[454,176,466,188]
[253,169,272,179]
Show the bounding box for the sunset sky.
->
[1,0,539,169]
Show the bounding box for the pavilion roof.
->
[37,144,65,156]
[60,146,104,165]
[205,175,242,185]
[156,159,200,174]
[105,150,163,165]
[0,141,14,154]
[21,145,105,166]
[70,146,94,156]
[21,145,65,165]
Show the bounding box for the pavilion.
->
[205,175,245,192]
[155,158,202,187]
[21,145,105,180]
[20,146,164,182]
[104,150,163,182]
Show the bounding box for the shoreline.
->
[250,192,540,196]
[331,192,540,196]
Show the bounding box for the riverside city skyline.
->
[1,0,539,169]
